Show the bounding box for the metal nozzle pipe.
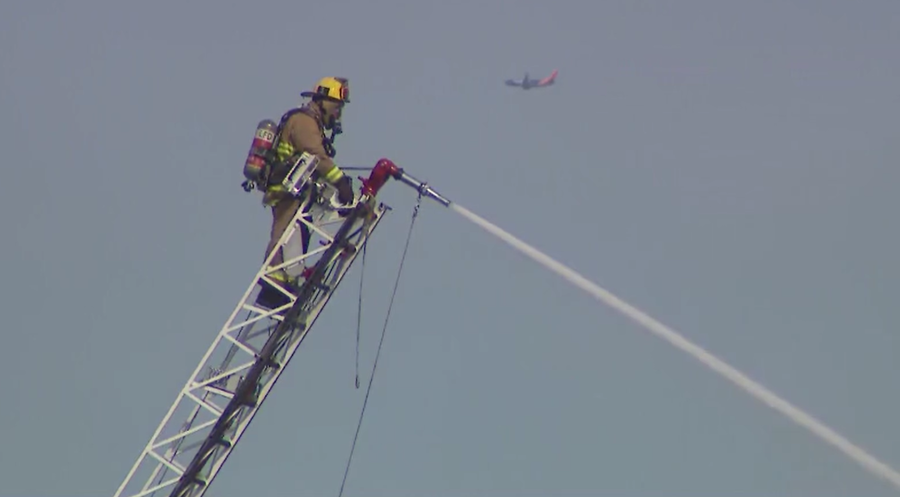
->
[397,171,451,207]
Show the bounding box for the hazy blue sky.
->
[2,0,899,495]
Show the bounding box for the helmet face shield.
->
[334,77,349,102]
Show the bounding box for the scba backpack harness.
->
[240,107,339,199]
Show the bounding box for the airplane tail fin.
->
[538,69,558,85]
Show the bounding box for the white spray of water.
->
[450,202,900,492]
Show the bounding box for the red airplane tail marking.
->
[538,69,558,85]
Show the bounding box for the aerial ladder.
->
[112,157,450,497]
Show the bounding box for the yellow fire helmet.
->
[301,76,350,103]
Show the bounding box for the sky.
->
[2,0,899,495]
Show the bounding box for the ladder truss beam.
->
[113,186,389,497]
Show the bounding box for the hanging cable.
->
[337,193,423,497]
[354,240,368,389]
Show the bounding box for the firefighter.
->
[262,76,355,293]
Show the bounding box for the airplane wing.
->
[535,69,558,87]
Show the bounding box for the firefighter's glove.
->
[335,176,355,204]
[333,176,355,216]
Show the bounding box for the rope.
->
[355,241,367,389]
[337,192,423,497]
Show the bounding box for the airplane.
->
[504,69,558,89]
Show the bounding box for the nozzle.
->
[361,158,452,207]
[397,171,451,207]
